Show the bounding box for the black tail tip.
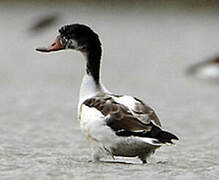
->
[159,130,179,144]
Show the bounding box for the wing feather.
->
[83,94,161,133]
[83,94,178,144]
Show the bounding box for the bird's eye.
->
[60,36,68,46]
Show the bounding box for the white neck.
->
[79,74,99,106]
[78,74,109,107]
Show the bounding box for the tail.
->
[147,124,179,144]
[157,129,179,144]
[113,122,179,145]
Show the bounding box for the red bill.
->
[36,36,64,52]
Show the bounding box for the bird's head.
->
[36,24,101,53]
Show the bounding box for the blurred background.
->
[0,0,219,179]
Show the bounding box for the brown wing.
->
[132,97,161,126]
[82,95,159,133]
[83,95,178,143]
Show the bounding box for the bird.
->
[187,56,219,80]
[29,13,59,34]
[36,23,179,164]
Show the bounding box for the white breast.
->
[77,74,109,118]
[79,104,116,146]
[78,75,99,107]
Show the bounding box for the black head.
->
[36,23,102,83]
[36,24,101,53]
[59,24,101,51]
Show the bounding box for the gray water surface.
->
[0,1,219,179]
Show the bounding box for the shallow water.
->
[0,1,219,179]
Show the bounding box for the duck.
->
[187,56,219,80]
[36,24,179,164]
